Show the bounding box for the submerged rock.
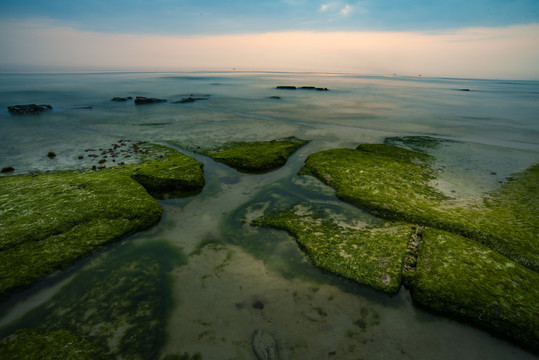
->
[0,328,107,360]
[1,166,15,173]
[7,104,52,114]
[134,96,167,104]
[252,330,279,360]
[2,240,186,359]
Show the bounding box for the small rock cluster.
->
[276,85,329,91]
[7,104,53,114]
[80,140,151,170]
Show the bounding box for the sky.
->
[0,0,538,79]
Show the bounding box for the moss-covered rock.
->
[253,203,412,293]
[0,328,108,360]
[0,145,204,298]
[125,144,205,199]
[299,144,447,222]
[409,228,539,348]
[189,137,309,173]
[2,240,186,359]
[299,144,539,271]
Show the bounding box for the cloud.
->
[0,20,537,79]
[341,4,351,15]
[320,2,353,16]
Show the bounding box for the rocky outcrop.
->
[134,96,167,105]
[0,144,204,298]
[173,96,209,103]
[8,104,53,114]
[275,85,296,89]
[111,96,133,102]
[275,86,329,91]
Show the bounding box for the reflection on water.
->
[0,72,538,359]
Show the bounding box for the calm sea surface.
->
[0,71,538,359]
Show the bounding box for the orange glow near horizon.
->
[1,21,538,79]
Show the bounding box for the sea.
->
[0,71,538,359]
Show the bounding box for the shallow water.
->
[0,71,538,359]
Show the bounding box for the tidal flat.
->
[0,71,538,359]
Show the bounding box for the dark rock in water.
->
[47,151,56,159]
[460,88,471,91]
[276,86,296,90]
[173,96,209,103]
[269,96,281,100]
[1,166,15,173]
[111,96,133,102]
[134,96,167,105]
[253,300,264,310]
[276,85,329,91]
[8,104,53,114]
[71,106,93,110]
[252,330,279,360]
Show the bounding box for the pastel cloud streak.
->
[320,2,353,16]
[0,21,538,79]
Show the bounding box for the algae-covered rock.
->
[300,143,539,271]
[0,144,204,297]
[127,144,205,199]
[409,228,539,348]
[189,137,309,173]
[2,240,186,359]
[0,328,108,360]
[300,144,446,223]
[0,170,163,297]
[253,203,412,293]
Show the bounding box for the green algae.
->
[299,145,447,223]
[125,144,205,199]
[1,239,186,359]
[186,137,309,173]
[410,228,539,348]
[0,328,108,360]
[253,202,412,294]
[294,139,539,347]
[221,172,390,285]
[0,144,204,298]
[299,143,539,271]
